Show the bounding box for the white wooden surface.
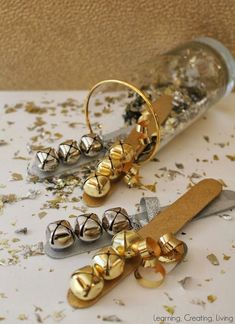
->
[0,91,235,324]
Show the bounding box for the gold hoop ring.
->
[84,79,160,163]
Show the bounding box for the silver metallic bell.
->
[58,139,81,165]
[46,220,75,250]
[80,133,103,157]
[74,213,103,242]
[36,147,60,172]
[102,207,132,236]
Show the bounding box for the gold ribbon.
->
[133,232,186,288]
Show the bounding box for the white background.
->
[0,91,234,324]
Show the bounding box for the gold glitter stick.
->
[68,178,222,308]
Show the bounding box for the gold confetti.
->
[207,295,217,303]
[13,156,31,161]
[207,253,219,266]
[163,305,175,315]
[18,314,28,320]
[164,292,173,301]
[98,315,122,322]
[203,135,210,143]
[68,214,77,218]
[11,173,23,181]
[113,298,125,306]
[12,238,20,243]
[175,163,184,169]
[191,298,206,308]
[0,140,8,146]
[38,211,47,219]
[51,310,66,322]
[178,276,192,289]
[144,183,156,192]
[223,254,231,261]
[0,317,6,321]
[25,102,47,114]
[213,154,219,160]
[226,154,235,161]
[15,227,28,235]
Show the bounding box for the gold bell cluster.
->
[69,230,186,301]
[83,140,137,198]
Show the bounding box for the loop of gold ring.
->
[134,258,166,288]
[84,79,161,163]
[137,237,161,260]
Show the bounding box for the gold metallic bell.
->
[74,213,103,242]
[58,139,81,165]
[92,247,125,280]
[80,133,103,157]
[36,147,60,171]
[96,156,123,180]
[123,165,141,188]
[46,220,75,250]
[112,230,142,258]
[102,207,132,235]
[83,172,111,198]
[109,141,135,163]
[70,265,104,301]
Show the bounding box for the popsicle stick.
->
[69,178,222,308]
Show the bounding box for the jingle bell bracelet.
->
[69,229,186,301]
[82,79,162,205]
[46,207,133,251]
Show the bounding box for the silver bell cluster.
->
[46,208,133,250]
[35,133,103,172]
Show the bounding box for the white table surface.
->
[0,91,235,324]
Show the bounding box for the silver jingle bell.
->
[46,220,75,250]
[36,147,60,172]
[80,133,103,157]
[102,207,132,236]
[58,139,81,165]
[74,213,103,242]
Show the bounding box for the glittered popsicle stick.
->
[67,178,222,308]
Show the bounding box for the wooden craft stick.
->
[69,178,222,308]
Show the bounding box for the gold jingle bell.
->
[96,157,123,180]
[74,213,103,242]
[70,265,104,301]
[109,141,135,163]
[102,207,132,235]
[112,230,142,258]
[92,247,125,280]
[58,139,81,165]
[83,172,111,198]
